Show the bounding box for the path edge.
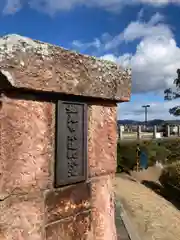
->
[120,204,142,240]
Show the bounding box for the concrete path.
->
[115,175,180,240]
[115,199,141,240]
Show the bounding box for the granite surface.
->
[0,192,45,240]
[0,94,54,194]
[45,210,92,240]
[0,34,131,102]
[0,91,119,239]
[45,183,91,224]
[88,104,117,177]
[91,175,117,240]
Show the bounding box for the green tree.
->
[164,69,180,116]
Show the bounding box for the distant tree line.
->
[164,69,180,116]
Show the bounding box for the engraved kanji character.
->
[67,135,77,150]
[67,113,78,132]
[65,104,78,113]
[67,148,78,160]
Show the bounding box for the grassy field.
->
[117,138,180,173]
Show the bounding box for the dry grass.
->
[114,173,180,240]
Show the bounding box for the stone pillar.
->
[137,125,141,140]
[178,125,180,137]
[153,125,157,139]
[0,34,131,240]
[166,125,170,137]
[117,124,120,139]
[119,125,123,140]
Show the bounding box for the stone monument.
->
[0,34,131,240]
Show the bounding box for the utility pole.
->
[142,105,150,127]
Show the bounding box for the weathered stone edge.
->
[0,34,131,102]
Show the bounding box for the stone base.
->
[45,175,117,240]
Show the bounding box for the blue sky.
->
[1,0,180,120]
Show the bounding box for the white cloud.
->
[104,13,172,50]
[119,36,180,93]
[148,12,164,25]
[3,0,21,15]
[71,11,180,120]
[71,13,172,52]
[71,33,114,54]
[101,13,180,94]
[122,15,170,42]
[2,0,180,15]
[118,99,180,120]
[72,38,101,51]
[100,54,118,62]
[137,8,145,20]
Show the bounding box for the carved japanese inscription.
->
[55,101,87,187]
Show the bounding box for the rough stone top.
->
[0,34,131,102]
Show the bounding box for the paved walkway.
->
[115,199,131,240]
[115,175,180,240]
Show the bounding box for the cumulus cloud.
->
[101,13,180,94]
[72,11,180,120]
[2,0,180,15]
[104,12,172,50]
[118,99,180,120]
[109,36,180,93]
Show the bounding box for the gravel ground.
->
[114,175,180,240]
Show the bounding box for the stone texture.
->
[91,175,117,240]
[88,105,117,177]
[45,210,92,240]
[0,34,131,102]
[45,176,117,240]
[0,93,119,240]
[45,182,91,224]
[0,93,55,194]
[0,192,45,240]
[0,32,131,239]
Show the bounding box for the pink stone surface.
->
[88,105,118,239]
[91,175,117,240]
[0,94,118,240]
[0,94,54,194]
[45,211,92,240]
[0,34,131,240]
[88,105,117,177]
[45,183,91,224]
[0,94,55,239]
[0,193,44,240]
